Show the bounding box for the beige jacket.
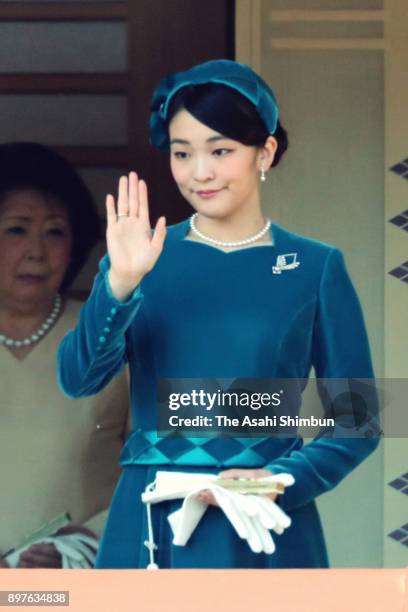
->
[0,300,129,554]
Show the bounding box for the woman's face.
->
[0,189,72,306]
[169,109,264,221]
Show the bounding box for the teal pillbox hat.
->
[149,59,279,150]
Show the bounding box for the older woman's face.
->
[0,190,72,305]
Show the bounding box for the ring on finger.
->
[117,213,129,218]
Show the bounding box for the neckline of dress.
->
[179,218,277,255]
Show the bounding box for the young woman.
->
[58,60,379,569]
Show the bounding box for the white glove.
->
[167,490,208,545]
[50,533,98,568]
[141,471,217,504]
[141,471,295,564]
[168,480,293,554]
[5,533,98,569]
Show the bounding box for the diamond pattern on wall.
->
[388,472,408,494]
[388,523,408,547]
[388,473,408,548]
[390,158,408,179]
[389,209,408,232]
[389,262,408,284]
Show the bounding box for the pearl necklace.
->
[0,294,62,348]
[190,213,271,247]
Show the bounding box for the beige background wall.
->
[237,0,407,568]
[383,0,408,569]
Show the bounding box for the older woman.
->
[0,142,129,568]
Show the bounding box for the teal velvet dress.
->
[57,220,379,568]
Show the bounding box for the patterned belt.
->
[119,429,300,468]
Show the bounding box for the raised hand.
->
[106,172,166,301]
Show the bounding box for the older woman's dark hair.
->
[167,83,288,167]
[0,142,100,291]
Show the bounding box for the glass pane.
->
[0,95,127,146]
[0,22,127,73]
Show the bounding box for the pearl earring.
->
[260,165,266,182]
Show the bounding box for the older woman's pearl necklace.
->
[190,213,271,247]
[0,294,62,348]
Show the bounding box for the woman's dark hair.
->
[0,142,100,292]
[167,83,288,167]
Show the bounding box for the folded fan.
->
[141,471,293,502]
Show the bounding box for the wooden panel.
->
[270,38,387,49]
[236,0,261,71]
[269,10,388,22]
[0,2,127,20]
[266,5,387,51]
[55,146,129,167]
[127,0,234,224]
[0,74,128,93]
[0,0,233,221]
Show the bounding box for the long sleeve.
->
[266,247,380,511]
[57,255,143,398]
